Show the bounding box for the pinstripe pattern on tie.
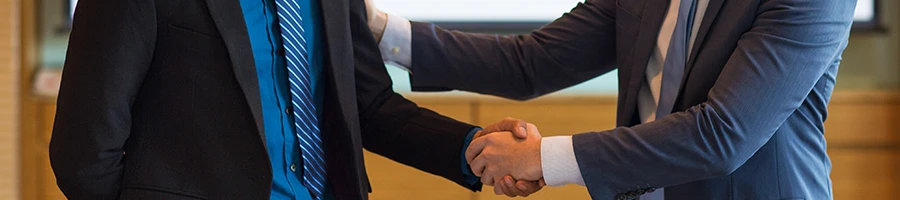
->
[274,0,327,199]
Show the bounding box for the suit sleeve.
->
[347,0,482,191]
[568,0,855,198]
[49,0,157,199]
[408,0,618,100]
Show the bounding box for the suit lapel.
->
[320,0,357,128]
[320,0,372,198]
[675,0,725,107]
[622,0,671,125]
[686,0,725,69]
[204,0,268,144]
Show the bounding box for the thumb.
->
[484,117,528,139]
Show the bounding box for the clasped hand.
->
[466,118,546,197]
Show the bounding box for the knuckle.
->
[483,166,493,175]
[485,135,496,143]
[484,152,497,159]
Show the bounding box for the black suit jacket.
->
[49,0,481,199]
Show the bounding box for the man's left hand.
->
[363,0,388,43]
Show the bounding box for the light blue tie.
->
[656,0,697,120]
[647,0,697,199]
[275,0,327,199]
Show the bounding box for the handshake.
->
[466,118,547,197]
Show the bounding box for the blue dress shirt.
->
[239,0,326,199]
[240,0,478,199]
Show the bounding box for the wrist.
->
[531,138,544,180]
[369,11,388,43]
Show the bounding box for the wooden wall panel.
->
[0,0,19,198]
[39,103,55,146]
[825,104,900,147]
[477,96,619,137]
[36,148,64,200]
[829,149,899,200]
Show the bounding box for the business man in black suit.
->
[49,0,485,199]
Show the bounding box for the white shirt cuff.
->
[541,136,586,186]
[378,13,413,72]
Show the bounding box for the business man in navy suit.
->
[367,0,856,199]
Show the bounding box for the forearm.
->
[360,92,481,190]
[378,0,619,100]
[408,22,594,100]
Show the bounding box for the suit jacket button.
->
[616,193,627,200]
[636,189,646,194]
[285,107,293,115]
[626,191,638,198]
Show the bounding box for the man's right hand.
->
[364,0,388,43]
[476,117,546,197]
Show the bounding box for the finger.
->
[502,181,517,197]
[503,176,525,197]
[480,173,495,186]
[471,130,486,140]
[480,166,501,186]
[493,180,504,195]
[515,179,531,190]
[470,154,488,177]
[515,180,543,197]
[465,136,489,163]
[483,117,528,138]
[538,178,547,187]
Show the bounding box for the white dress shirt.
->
[378,0,709,195]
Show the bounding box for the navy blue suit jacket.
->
[405,0,855,199]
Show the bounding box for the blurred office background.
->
[0,0,897,199]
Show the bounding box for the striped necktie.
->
[274,0,327,199]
